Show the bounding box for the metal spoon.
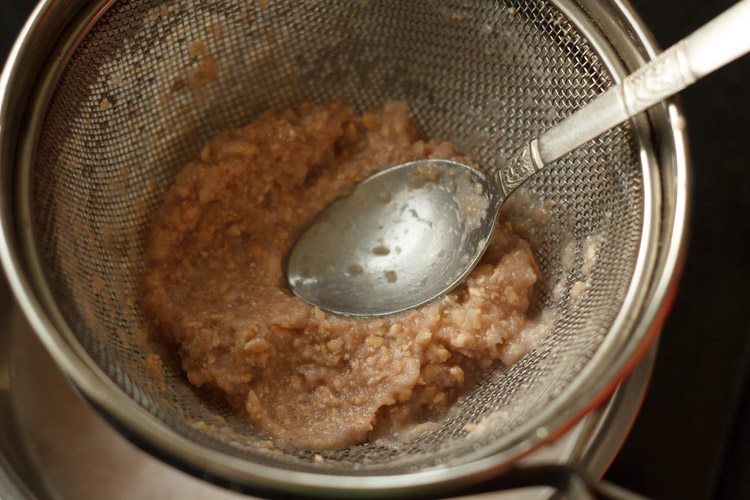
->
[287,0,750,317]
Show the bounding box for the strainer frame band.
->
[0,0,689,496]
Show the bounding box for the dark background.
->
[603,2,750,499]
[1,1,748,499]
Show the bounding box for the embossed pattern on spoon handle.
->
[495,0,750,198]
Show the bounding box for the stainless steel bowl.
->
[0,0,688,496]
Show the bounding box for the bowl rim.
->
[0,0,689,496]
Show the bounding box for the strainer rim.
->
[0,0,689,496]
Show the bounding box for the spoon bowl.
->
[286,160,500,316]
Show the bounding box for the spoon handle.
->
[497,0,750,196]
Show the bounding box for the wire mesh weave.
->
[31,0,642,474]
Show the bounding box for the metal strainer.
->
[0,0,687,496]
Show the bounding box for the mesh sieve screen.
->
[31,0,641,474]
